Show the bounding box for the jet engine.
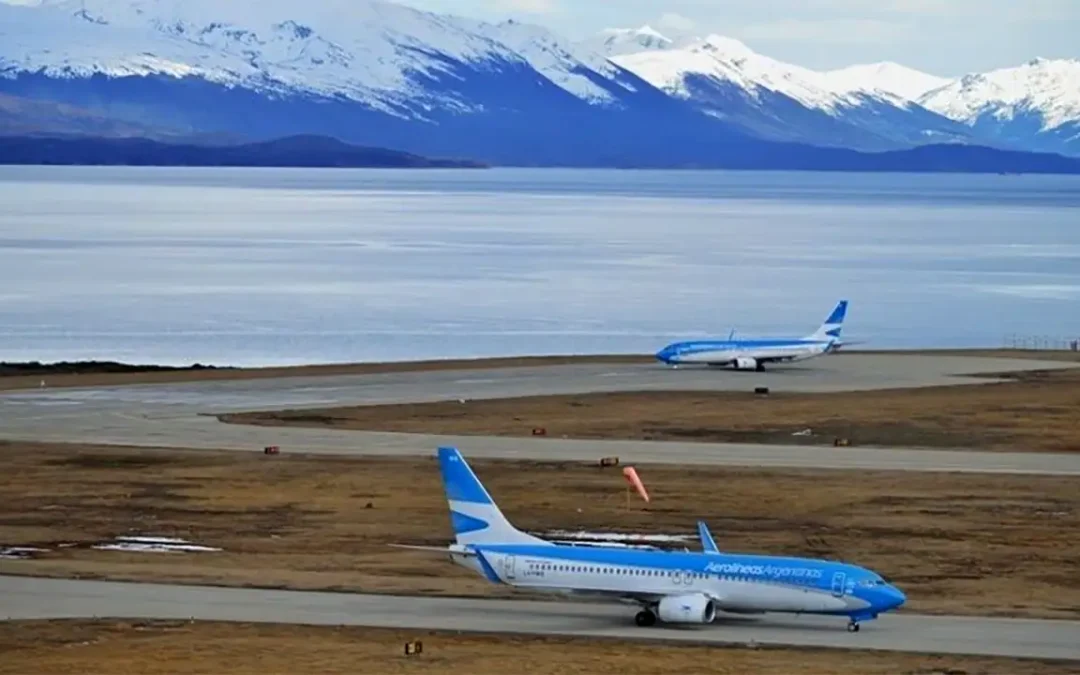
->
[657,593,717,624]
[733,356,758,370]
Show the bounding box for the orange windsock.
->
[622,466,650,503]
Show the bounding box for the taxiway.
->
[1,354,1078,474]
[3,576,1078,661]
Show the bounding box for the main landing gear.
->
[635,609,657,627]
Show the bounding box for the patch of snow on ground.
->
[92,535,222,553]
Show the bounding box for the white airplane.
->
[395,446,906,632]
[654,300,849,371]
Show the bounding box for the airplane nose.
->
[655,346,674,362]
[887,586,906,609]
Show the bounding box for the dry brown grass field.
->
[2,620,1076,675]
[1,442,1076,619]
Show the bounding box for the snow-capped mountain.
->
[918,58,1080,157]
[2,0,740,165]
[0,0,1077,167]
[591,24,1080,157]
[607,32,974,151]
[0,0,640,116]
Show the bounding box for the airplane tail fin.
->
[437,446,551,547]
[807,300,848,343]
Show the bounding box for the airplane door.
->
[831,572,846,597]
[501,555,517,581]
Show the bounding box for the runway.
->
[1,354,1078,474]
[3,576,1077,660]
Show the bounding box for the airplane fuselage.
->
[655,338,834,368]
[450,544,903,624]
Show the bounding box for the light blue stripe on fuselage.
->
[676,339,822,350]
[474,544,872,588]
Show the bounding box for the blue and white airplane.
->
[654,300,849,371]
[396,446,905,632]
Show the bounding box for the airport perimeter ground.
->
[2,349,1080,671]
[5,620,1079,675]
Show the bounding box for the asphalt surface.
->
[1,354,1079,474]
[3,576,1078,661]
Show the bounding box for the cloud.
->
[803,0,1075,20]
[486,0,559,13]
[742,18,907,44]
[656,12,696,33]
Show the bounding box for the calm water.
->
[2,166,1079,367]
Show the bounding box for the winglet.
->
[697,520,720,554]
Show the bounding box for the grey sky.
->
[400,0,1080,76]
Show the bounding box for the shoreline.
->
[2,348,1078,392]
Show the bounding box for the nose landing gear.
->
[847,620,861,632]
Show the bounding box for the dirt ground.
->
[2,620,1075,675]
[1,442,1076,620]
[223,366,1080,452]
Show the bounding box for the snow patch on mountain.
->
[919,58,1080,131]
[472,19,631,103]
[821,62,952,102]
[585,25,673,57]
[610,34,879,114]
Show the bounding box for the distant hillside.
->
[0,92,182,138]
[0,360,229,377]
[0,134,488,168]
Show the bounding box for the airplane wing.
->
[388,543,477,556]
[571,587,733,609]
[829,340,868,351]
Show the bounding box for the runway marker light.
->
[404,640,423,656]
